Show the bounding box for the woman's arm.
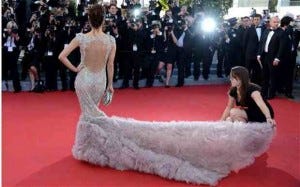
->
[251,91,276,125]
[220,96,235,121]
[107,42,116,93]
[58,38,80,72]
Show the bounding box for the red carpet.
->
[2,85,300,187]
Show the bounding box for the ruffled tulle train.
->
[72,115,275,186]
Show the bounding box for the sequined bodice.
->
[74,33,115,118]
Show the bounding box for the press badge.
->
[151,48,156,54]
[8,47,13,52]
[233,34,236,37]
[133,44,138,51]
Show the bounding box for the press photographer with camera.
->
[157,13,178,88]
[174,19,193,87]
[2,23,21,92]
[121,0,141,10]
[22,27,43,91]
[43,26,58,91]
[57,18,81,91]
[120,19,146,89]
[144,22,164,87]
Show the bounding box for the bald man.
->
[257,16,285,99]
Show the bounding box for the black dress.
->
[229,84,274,122]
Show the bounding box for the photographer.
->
[82,21,91,33]
[225,18,243,69]
[174,19,193,87]
[22,27,43,91]
[57,18,80,91]
[107,4,121,24]
[161,9,174,29]
[193,17,216,80]
[43,26,57,91]
[157,21,178,87]
[121,19,146,89]
[168,0,180,17]
[2,24,21,92]
[121,0,141,11]
[2,8,15,29]
[144,22,164,87]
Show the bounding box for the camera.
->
[11,28,18,34]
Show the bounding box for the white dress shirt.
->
[264,30,274,53]
[176,32,185,47]
[256,27,262,41]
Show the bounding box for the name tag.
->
[133,44,138,51]
[8,47,13,52]
[233,34,236,37]
[64,44,68,49]
[151,49,156,54]
[47,51,53,56]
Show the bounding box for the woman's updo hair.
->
[88,4,104,29]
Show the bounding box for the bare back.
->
[76,32,115,72]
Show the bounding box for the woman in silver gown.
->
[59,4,276,186]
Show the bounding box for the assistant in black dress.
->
[221,66,276,125]
[229,84,274,122]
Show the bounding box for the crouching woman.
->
[221,66,276,125]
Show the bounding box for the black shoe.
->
[267,95,275,100]
[158,75,164,83]
[285,93,294,99]
[133,86,140,90]
[175,84,183,87]
[194,77,199,81]
[5,82,9,90]
[165,85,170,88]
[217,74,224,78]
[203,75,209,80]
[120,84,129,89]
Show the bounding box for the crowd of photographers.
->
[2,0,300,99]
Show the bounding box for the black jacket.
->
[243,25,266,60]
[258,28,284,61]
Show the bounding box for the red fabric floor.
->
[2,85,300,186]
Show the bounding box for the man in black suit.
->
[225,18,243,69]
[243,14,265,85]
[238,16,251,66]
[257,16,284,99]
[279,16,297,99]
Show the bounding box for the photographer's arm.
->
[58,38,80,73]
[171,31,177,44]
